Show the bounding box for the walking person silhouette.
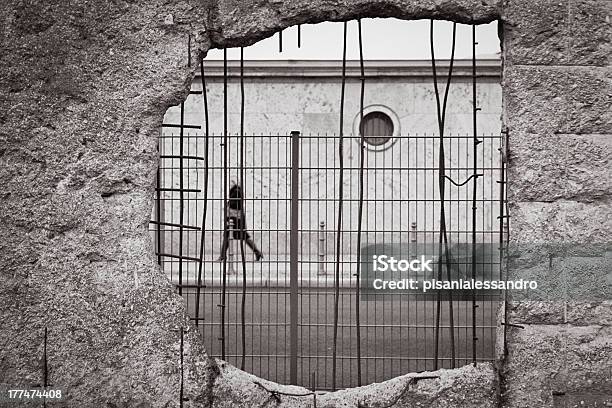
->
[217,182,263,261]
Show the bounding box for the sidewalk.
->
[164,255,360,288]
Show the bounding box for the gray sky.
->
[206,19,500,60]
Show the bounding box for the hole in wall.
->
[150,17,503,391]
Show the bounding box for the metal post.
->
[318,221,326,275]
[289,130,300,385]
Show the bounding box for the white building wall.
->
[156,60,502,258]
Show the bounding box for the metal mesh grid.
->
[150,130,503,390]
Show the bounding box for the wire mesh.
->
[151,130,503,390]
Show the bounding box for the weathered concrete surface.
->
[507,132,612,202]
[213,362,497,407]
[210,0,500,48]
[503,0,611,66]
[500,325,612,407]
[0,1,214,405]
[0,1,505,407]
[501,0,612,405]
[1,0,611,406]
[503,66,612,134]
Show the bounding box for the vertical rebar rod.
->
[432,20,443,371]
[239,47,248,371]
[187,34,192,67]
[331,21,348,392]
[500,131,508,356]
[180,328,184,407]
[220,48,228,360]
[178,101,185,296]
[354,18,365,387]
[195,59,210,331]
[156,165,162,266]
[43,327,48,408]
[297,25,301,48]
[470,23,479,367]
[279,30,283,53]
[290,130,300,384]
[431,19,457,370]
[43,327,48,387]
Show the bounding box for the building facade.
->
[157,59,502,259]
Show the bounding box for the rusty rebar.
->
[220,48,228,360]
[355,18,365,387]
[470,23,480,367]
[195,58,211,332]
[239,46,248,371]
[331,21,348,392]
[431,19,457,370]
[178,100,185,296]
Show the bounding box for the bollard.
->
[227,218,235,274]
[410,222,417,258]
[318,221,326,275]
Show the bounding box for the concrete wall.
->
[0,0,609,407]
[498,1,612,406]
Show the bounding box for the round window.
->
[359,111,394,146]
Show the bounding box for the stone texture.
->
[508,254,611,301]
[503,0,612,66]
[508,201,612,244]
[507,132,612,202]
[501,324,612,407]
[0,0,506,406]
[508,301,612,326]
[503,65,612,134]
[1,0,611,407]
[213,362,497,407]
[211,0,501,48]
[501,9,612,399]
[0,0,215,406]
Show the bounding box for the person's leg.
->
[242,230,263,261]
[235,217,263,261]
[217,227,229,261]
[245,236,263,261]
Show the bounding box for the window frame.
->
[352,104,401,152]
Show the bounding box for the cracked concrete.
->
[1,0,610,406]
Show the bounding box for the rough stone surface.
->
[1,0,611,406]
[507,132,612,202]
[0,1,504,407]
[503,0,611,66]
[500,325,612,407]
[508,253,612,302]
[503,65,612,134]
[213,362,497,407]
[508,301,612,326]
[508,201,612,244]
[210,0,500,48]
[501,0,612,405]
